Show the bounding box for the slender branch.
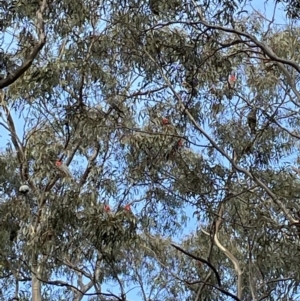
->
[0,0,47,89]
[184,279,241,301]
[194,271,212,301]
[2,105,24,163]
[145,238,238,301]
[1,102,37,192]
[79,142,101,187]
[143,47,297,224]
[170,243,221,287]
[35,277,116,298]
[190,0,300,73]
[213,204,243,299]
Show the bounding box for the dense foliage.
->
[0,0,300,300]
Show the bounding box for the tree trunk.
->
[31,254,42,301]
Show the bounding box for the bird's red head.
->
[177,139,184,147]
[104,204,111,212]
[124,204,131,211]
[229,74,236,82]
[162,118,170,125]
[55,161,63,167]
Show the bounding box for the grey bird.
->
[247,108,257,135]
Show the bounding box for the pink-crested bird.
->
[104,204,111,212]
[124,204,131,211]
[228,73,237,88]
[55,160,73,178]
[162,117,170,125]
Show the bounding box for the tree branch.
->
[143,46,297,225]
[170,243,221,287]
[0,0,47,89]
[213,203,243,299]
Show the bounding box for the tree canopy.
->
[0,0,300,300]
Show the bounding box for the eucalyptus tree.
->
[1,0,300,300]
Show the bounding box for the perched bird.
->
[162,117,170,125]
[228,73,237,88]
[124,204,131,211]
[149,0,159,15]
[10,228,18,242]
[19,184,30,194]
[183,76,198,96]
[247,108,257,135]
[9,222,20,242]
[177,139,184,147]
[55,160,72,178]
[104,204,111,212]
[166,139,184,160]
